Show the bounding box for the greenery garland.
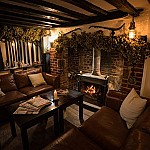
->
[54,31,150,66]
[114,34,150,65]
[0,25,48,45]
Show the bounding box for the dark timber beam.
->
[55,10,128,28]
[0,21,41,28]
[0,9,64,25]
[104,0,140,16]
[0,18,50,28]
[0,0,76,22]
[16,0,90,20]
[0,14,60,26]
[62,0,108,16]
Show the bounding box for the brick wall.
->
[50,47,145,93]
[101,51,124,90]
[121,62,144,94]
[68,48,124,91]
[50,48,69,89]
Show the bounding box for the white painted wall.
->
[140,58,150,98]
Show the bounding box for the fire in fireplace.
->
[81,83,101,100]
[85,85,96,95]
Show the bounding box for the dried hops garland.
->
[0,25,48,44]
[54,31,150,66]
[114,34,150,65]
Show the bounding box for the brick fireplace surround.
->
[49,47,144,100]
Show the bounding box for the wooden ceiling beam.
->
[104,0,140,16]
[17,0,89,20]
[0,21,41,28]
[0,0,76,22]
[0,0,141,29]
[56,10,128,28]
[0,14,60,27]
[0,8,64,24]
[0,18,49,28]
[62,0,108,16]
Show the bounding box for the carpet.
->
[0,104,95,150]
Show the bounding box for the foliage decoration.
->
[0,25,47,45]
[54,30,104,55]
[54,34,70,54]
[114,34,150,66]
[54,31,150,67]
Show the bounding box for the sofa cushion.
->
[19,84,53,98]
[0,91,27,107]
[79,106,129,150]
[0,74,17,92]
[42,72,60,88]
[14,68,42,88]
[120,88,147,129]
[0,88,5,97]
[43,128,102,150]
[105,90,125,111]
[28,73,47,87]
[132,107,150,134]
[27,68,41,75]
[14,73,31,89]
[122,130,150,150]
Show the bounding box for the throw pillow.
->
[0,88,5,97]
[0,74,18,92]
[120,88,147,129]
[28,73,47,87]
[14,73,30,89]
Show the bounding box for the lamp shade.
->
[129,16,136,39]
[129,29,136,39]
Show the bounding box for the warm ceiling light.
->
[129,16,136,39]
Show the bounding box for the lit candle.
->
[54,90,58,100]
[80,71,82,74]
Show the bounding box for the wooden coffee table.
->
[7,100,59,150]
[7,90,84,150]
[41,90,84,134]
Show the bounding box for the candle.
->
[54,90,58,100]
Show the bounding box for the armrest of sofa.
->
[105,90,127,111]
[42,72,60,89]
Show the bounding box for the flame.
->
[84,85,96,95]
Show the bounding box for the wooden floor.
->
[0,104,95,150]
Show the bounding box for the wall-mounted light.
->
[129,16,136,39]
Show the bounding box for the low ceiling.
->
[0,0,148,29]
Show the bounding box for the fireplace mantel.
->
[77,73,108,87]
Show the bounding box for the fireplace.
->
[77,73,108,107]
[77,47,108,107]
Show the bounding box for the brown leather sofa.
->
[43,90,150,150]
[0,68,60,122]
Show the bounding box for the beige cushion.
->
[0,88,5,97]
[120,88,147,129]
[28,73,47,87]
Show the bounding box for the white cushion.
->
[28,73,47,87]
[120,88,147,129]
[0,88,5,97]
